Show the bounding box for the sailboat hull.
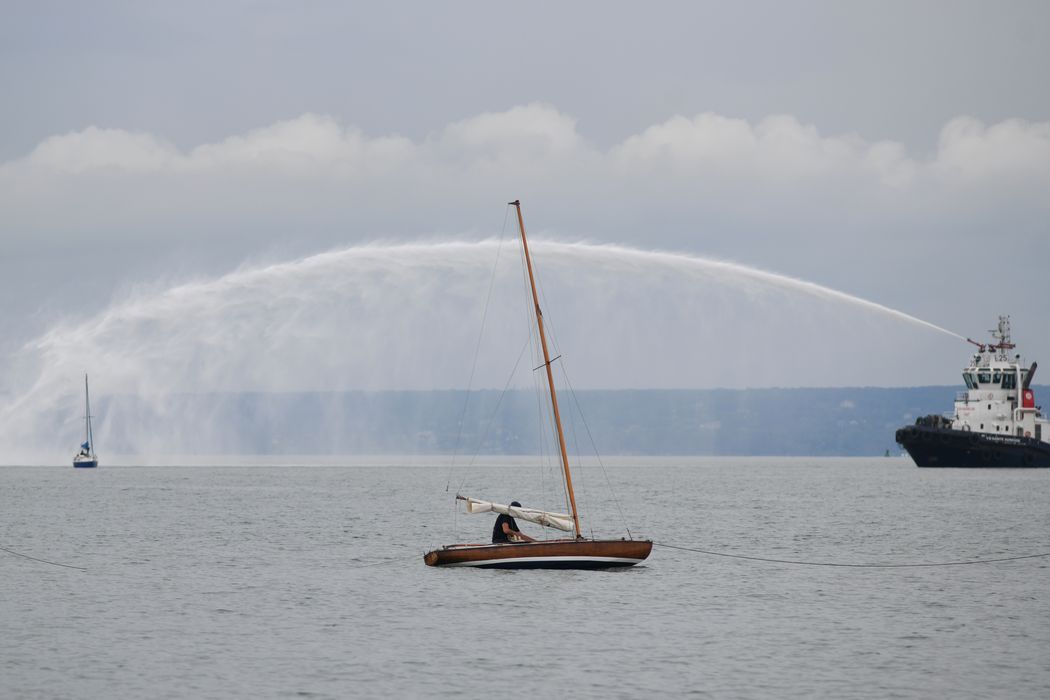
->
[73,458,97,469]
[424,539,652,569]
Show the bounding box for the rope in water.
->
[12,540,1042,572]
[0,545,87,571]
[653,542,1050,568]
[348,554,420,569]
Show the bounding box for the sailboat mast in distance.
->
[85,373,93,455]
[510,199,582,539]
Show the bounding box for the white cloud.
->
[436,103,581,156]
[935,116,1050,183]
[6,105,1048,190]
[14,113,418,177]
[24,127,180,174]
[611,112,930,186]
[186,113,416,175]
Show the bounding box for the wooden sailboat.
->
[424,200,652,569]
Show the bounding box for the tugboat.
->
[896,316,1050,467]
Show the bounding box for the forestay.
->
[457,496,575,532]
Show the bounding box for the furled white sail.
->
[458,496,574,532]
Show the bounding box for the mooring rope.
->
[0,545,87,571]
[346,554,420,569]
[653,542,1050,568]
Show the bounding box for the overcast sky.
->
[2,0,1049,402]
[3,1,1049,157]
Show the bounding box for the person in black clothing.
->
[491,501,536,544]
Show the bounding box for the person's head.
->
[510,501,521,508]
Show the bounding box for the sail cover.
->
[458,496,574,532]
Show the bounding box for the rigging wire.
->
[532,362,563,527]
[521,238,576,518]
[559,365,633,539]
[526,301,553,527]
[457,335,533,494]
[444,206,512,493]
[565,403,595,540]
[522,233,631,536]
[517,231,568,520]
[653,542,1050,568]
[526,242,633,539]
[0,544,86,571]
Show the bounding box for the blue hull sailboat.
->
[73,374,98,469]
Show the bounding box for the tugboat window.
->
[978,371,991,384]
[1002,373,1016,389]
[992,371,1001,384]
[963,374,975,389]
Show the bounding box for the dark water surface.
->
[2,458,1049,699]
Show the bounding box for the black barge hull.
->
[895,425,1050,468]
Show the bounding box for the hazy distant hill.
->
[93,385,1050,457]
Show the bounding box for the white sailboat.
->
[73,374,98,469]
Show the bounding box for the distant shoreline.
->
[11,384,1047,463]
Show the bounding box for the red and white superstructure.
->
[951,316,1047,442]
[897,315,1050,467]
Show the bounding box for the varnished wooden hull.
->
[423,539,652,569]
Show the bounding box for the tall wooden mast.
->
[510,200,582,539]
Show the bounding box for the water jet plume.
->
[0,240,961,463]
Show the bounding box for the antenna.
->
[989,314,1015,360]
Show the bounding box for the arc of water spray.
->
[0,238,962,453]
[14,237,964,390]
[531,240,964,340]
[87,238,958,340]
